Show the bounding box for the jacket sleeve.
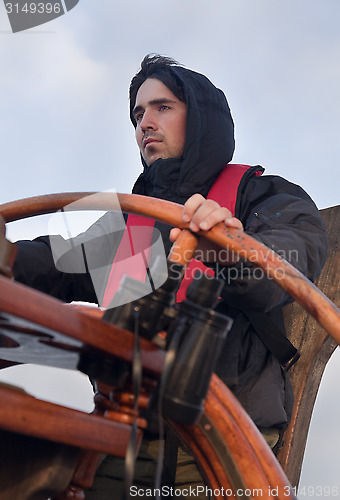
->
[13,236,98,303]
[13,212,125,304]
[217,175,328,313]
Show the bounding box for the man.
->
[126,53,326,432]
[13,54,328,497]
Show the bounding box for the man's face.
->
[133,78,187,167]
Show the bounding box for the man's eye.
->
[136,113,144,122]
[160,105,170,111]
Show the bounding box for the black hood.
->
[132,66,235,204]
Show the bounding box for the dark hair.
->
[129,54,185,127]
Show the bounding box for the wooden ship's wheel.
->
[0,193,339,500]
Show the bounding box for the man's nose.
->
[140,110,157,131]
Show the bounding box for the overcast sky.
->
[0,0,339,496]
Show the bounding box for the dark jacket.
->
[13,66,328,428]
[214,170,327,427]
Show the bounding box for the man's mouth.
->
[143,137,161,148]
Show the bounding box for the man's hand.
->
[170,194,243,266]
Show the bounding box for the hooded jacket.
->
[131,66,235,204]
[13,66,328,429]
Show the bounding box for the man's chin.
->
[143,155,180,168]
[142,154,163,167]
